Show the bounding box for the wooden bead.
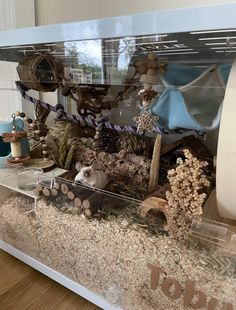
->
[142,101,149,107]
[24,116,29,121]
[35,130,40,134]
[42,150,48,155]
[15,111,21,116]
[40,136,45,141]
[20,112,25,118]
[147,52,157,61]
[147,69,157,76]
[144,83,152,90]
[122,93,129,100]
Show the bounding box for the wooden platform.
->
[0,250,100,310]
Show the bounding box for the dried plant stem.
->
[58,123,71,168]
[166,149,210,241]
[148,134,162,193]
[64,144,76,170]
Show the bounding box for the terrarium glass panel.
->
[0,26,236,310]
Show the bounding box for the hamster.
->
[74,161,109,189]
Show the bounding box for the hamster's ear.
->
[91,161,98,172]
[75,161,82,171]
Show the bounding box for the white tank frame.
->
[0,3,235,45]
[0,3,236,309]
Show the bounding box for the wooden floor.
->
[0,250,100,310]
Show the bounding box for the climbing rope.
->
[16,81,203,136]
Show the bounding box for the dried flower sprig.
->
[165,148,210,241]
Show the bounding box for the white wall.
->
[15,0,35,29]
[0,0,34,31]
[35,0,236,25]
[0,0,15,31]
[0,0,35,121]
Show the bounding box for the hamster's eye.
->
[83,170,91,178]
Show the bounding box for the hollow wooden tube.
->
[83,203,100,218]
[50,188,58,196]
[67,186,84,200]
[67,190,75,200]
[84,208,92,217]
[54,183,60,190]
[33,185,43,196]
[78,190,93,205]
[61,183,69,195]
[82,193,118,218]
[101,200,123,214]
[74,197,82,208]
[42,187,50,197]
[82,192,101,209]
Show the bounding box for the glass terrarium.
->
[0,4,236,309]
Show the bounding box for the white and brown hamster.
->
[74,161,109,189]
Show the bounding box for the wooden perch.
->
[148,134,162,193]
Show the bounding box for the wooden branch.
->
[148,134,162,193]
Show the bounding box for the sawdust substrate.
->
[0,193,236,310]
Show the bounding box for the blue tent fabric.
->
[163,63,204,86]
[163,63,231,86]
[151,86,205,131]
[151,65,227,131]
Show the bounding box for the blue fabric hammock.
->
[150,64,229,131]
